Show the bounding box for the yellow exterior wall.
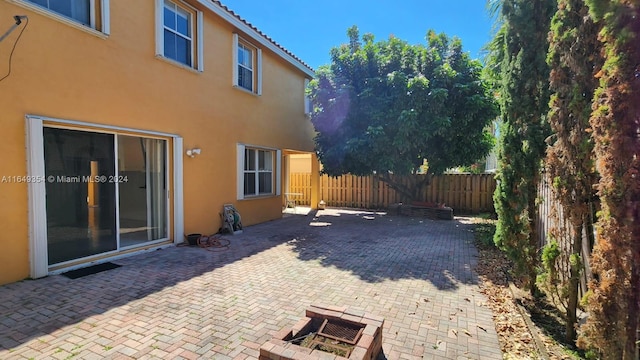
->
[0,0,315,284]
[289,154,312,173]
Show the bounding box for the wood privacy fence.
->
[535,173,595,298]
[288,173,497,214]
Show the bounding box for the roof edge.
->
[197,0,315,78]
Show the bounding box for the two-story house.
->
[0,0,320,285]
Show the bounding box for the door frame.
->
[25,115,184,279]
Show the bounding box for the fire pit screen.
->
[319,318,364,344]
[302,318,365,357]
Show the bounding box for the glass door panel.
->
[43,128,117,265]
[117,135,167,247]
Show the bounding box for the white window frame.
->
[25,115,184,279]
[232,34,262,95]
[244,148,273,196]
[163,1,193,66]
[237,144,280,200]
[237,43,254,91]
[9,0,110,36]
[155,0,204,71]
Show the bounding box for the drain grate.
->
[317,318,364,345]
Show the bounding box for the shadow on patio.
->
[284,208,481,289]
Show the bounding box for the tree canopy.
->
[577,0,640,357]
[308,26,497,199]
[545,0,600,342]
[487,0,640,355]
[490,0,556,295]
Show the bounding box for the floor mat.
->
[61,262,121,279]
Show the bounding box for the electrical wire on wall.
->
[0,15,29,83]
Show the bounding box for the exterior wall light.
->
[186,148,201,158]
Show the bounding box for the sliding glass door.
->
[117,135,167,248]
[43,127,168,266]
[44,128,117,264]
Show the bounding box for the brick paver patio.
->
[0,208,502,359]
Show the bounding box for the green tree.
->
[545,0,601,343]
[490,0,556,295]
[309,27,497,201]
[578,1,640,358]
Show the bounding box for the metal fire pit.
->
[259,305,384,360]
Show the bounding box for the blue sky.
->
[222,0,495,70]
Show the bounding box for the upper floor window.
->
[163,1,191,65]
[233,34,262,95]
[155,0,203,71]
[16,0,110,34]
[237,43,253,91]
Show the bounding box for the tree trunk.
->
[566,219,583,342]
[377,173,431,203]
[625,201,640,360]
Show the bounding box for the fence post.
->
[372,176,377,209]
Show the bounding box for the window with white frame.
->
[156,0,203,70]
[237,43,253,91]
[237,145,280,199]
[233,34,262,94]
[20,0,109,33]
[245,148,272,195]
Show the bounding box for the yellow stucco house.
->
[0,0,320,285]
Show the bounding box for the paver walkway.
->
[0,208,502,359]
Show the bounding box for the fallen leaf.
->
[422,321,438,330]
